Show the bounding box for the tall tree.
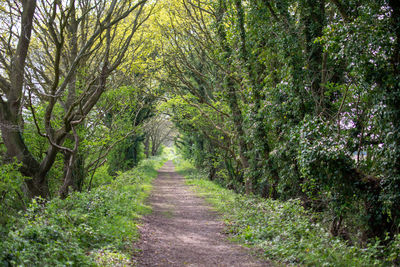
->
[0,0,151,198]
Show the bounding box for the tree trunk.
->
[144,136,150,158]
[234,0,280,197]
[216,0,251,193]
[0,0,52,198]
[59,152,85,199]
[301,0,326,114]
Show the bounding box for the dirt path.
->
[134,161,270,267]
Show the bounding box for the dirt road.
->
[135,161,270,267]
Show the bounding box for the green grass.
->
[0,155,167,266]
[174,157,397,266]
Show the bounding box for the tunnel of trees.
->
[0,0,400,265]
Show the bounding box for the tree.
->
[162,0,400,240]
[0,0,151,198]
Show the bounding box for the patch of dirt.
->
[134,161,271,267]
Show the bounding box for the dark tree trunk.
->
[234,0,280,198]
[0,0,52,198]
[216,0,251,193]
[301,0,326,114]
[59,152,85,199]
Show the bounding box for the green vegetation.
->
[175,158,400,266]
[1,0,400,265]
[0,155,166,266]
[165,0,400,260]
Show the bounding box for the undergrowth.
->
[0,155,167,266]
[174,158,400,266]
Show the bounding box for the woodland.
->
[0,0,400,265]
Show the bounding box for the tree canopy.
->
[1,0,400,265]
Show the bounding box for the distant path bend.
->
[135,161,270,267]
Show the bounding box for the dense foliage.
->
[163,0,400,252]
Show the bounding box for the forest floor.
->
[134,161,270,267]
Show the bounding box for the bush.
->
[86,164,114,189]
[0,155,167,266]
[0,161,27,236]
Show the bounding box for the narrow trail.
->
[135,161,270,267]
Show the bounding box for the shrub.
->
[0,155,167,266]
[0,161,27,236]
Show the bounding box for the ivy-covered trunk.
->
[301,0,326,115]
[216,0,251,193]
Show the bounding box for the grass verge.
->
[0,155,167,266]
[174,157,399,266]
